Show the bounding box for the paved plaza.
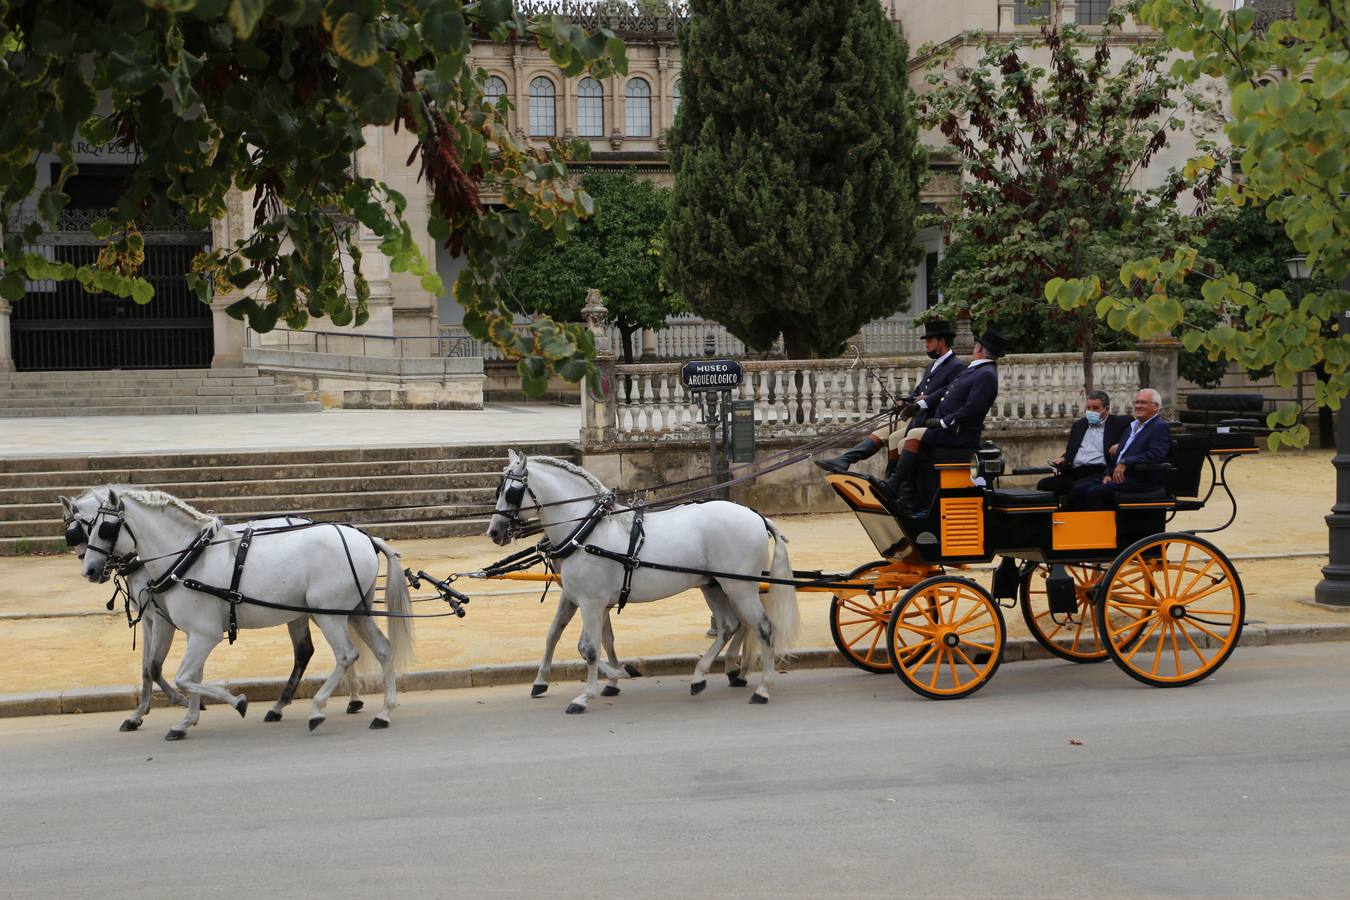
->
[0,404,584,458]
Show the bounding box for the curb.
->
[3,623,1348,720]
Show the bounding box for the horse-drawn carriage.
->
[821,428,1259,698]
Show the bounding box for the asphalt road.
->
[2,642,1349,899]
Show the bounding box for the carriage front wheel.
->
[829,564,903,674]
[1095,533,1245,688]
[1020,563,1110,663]
[886,576,1005,700]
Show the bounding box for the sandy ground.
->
[1,450,1344,694]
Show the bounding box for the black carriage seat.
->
[1117,431,1212,506]
[932,448,975,464]
[990,488,1057,508]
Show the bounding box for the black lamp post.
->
[1314,305,1350,607]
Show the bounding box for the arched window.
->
[625,77,652,138]
[671,78,681,119]
[528,76,556,137]
[1014,0,1050,25]
[577,77,604,137]
[483,75,508,107]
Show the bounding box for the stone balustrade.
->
[604,352,1143,444]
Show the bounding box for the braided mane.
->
[529,455,607,494]
[117,489,221,527]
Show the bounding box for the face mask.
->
[926,349,941,360]
[1085,410,1102,426]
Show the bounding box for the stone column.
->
[953,310,975,357]
[1137,335,1181,420]
[641,327,657,360]
[0,299,14,372]
[579,288,617,449]
[210,299,247,368]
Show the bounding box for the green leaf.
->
[227,0,265,39]
[1043,277,1065,301]
[129,279,155,304]
[333,13,380,67]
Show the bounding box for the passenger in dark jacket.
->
[1038,390,1131,495]
[869,327,1007,515]
[1067,389,1173,509]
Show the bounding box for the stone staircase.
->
[0,442,579,555]
[0,368,320,417]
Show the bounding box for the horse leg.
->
[724,623,748,688]
[165,630,242,741]
[122,617,160,732]
[265,618,316,723]
[690,586,737,696]
[565,599,607,715]
[348,614,396,729]
[599,609,624,697]
[532,593,577,698]
[722,582,776,704]
[147,614,186,706]
[307,615,360,733]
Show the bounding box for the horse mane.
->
[529,456,607,494]
[117,488,221,528]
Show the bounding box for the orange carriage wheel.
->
[1095,533,1245,688]
[829,564,904,673]
[886,576,1005,700]
[1019,563,1110,663]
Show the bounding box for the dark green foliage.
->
[664,0,925,358]
[503,169,683,363]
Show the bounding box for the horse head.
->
[66,487,133,584]
[487,449,532,546]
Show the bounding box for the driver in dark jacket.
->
[869,328,1007,516]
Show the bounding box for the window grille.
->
[625,78,652,138]
[577,77,604,137]
[529,77,556,137]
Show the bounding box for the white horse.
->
[62,491,365,732]
[487,451,798,713]
[69,487,413,740]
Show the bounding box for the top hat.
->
[920,319,956,340]
[975,327,1008,359]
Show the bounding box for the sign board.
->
[680,359,743,392]
[730,400,756,463]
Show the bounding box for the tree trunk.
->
[618,323,636,365]
[781,325,813,360]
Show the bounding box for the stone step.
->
[0,367,258,382]
[0,402,322,417]
[0,456,513,488]
[0,442,579,473]
[0,471,504,505]
[0,391,302,409]
[0,383,292,400]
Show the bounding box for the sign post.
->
[680,359,744,500]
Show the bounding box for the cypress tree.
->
[665,0,926,358]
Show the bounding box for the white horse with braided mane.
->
[66,486,413,740]
[487,451,799,713]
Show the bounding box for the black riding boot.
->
[868,450,917,516]
[814,435,882,474]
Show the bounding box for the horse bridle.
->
[64,502,134,571]
[494,464,541,540]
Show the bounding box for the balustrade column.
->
[0,299,14,372]
[1138,336,1181,420]
[580,288,617,449]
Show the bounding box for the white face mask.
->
[1085,410,1103,426]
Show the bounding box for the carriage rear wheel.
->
[829,564,902,673]
[1095,533,1245,688]
[1020,563,1110,663]
[886,576,1005,700]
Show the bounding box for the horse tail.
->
[370,536,415,672]
[761,518,799,660]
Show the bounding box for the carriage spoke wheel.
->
[830,586,902,673]
[1020,563,1110,662]
[1095,533,1244,688]
[886,576,1005,700]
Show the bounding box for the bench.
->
[1180,392,1265,429]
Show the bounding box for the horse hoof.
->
[601,685,621,697]
[263,710,283,723]
[690,680,706,696]
[234,698,248,719]
[749,693,769,705]
[119,719,141,732]
[165,729,187,742]
[564,703,586,715]
[346,700,364,714]
[369,717,390,730]
[530,684,549,698]
[624,664,642,678]
[727,671,748,688]
[308,716,325,733]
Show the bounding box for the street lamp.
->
[1314,307,1350,607]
